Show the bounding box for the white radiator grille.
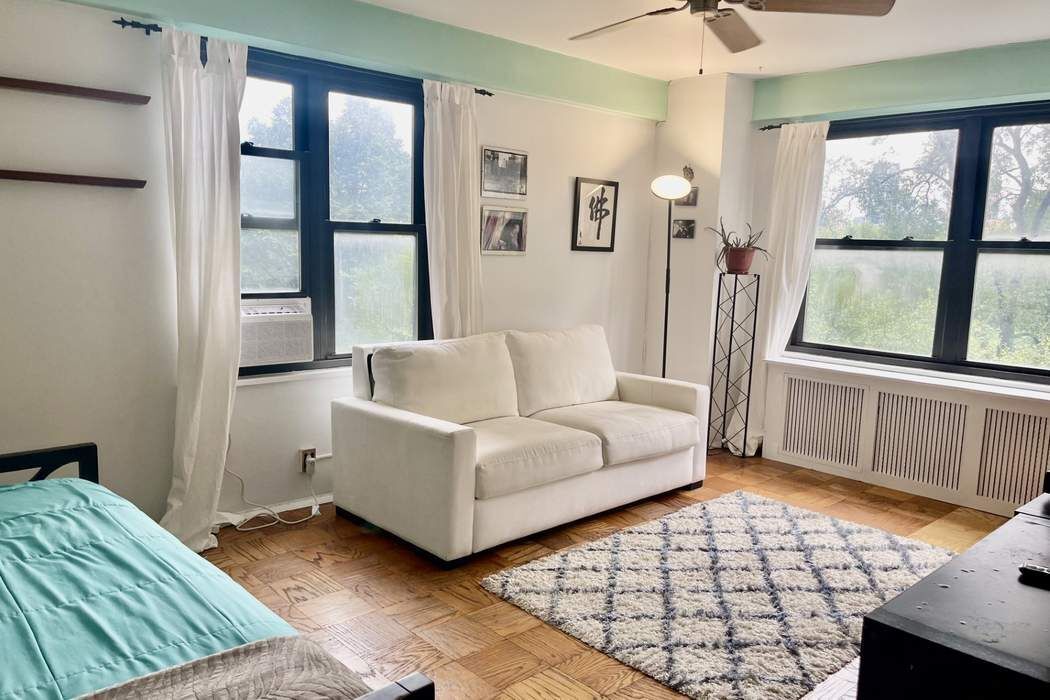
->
[977,408,1050,505]
[872,392,966,490]
[781,376,865,468]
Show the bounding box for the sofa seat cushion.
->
[533,401,699,466]
[469,417,604,499]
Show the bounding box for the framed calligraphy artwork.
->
[571,177,619,252]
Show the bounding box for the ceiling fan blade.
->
[737,0,895,16]
[705,9,762,53]
[569,3,688,41]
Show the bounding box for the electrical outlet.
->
[298,447,316,474]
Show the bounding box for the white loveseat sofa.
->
[331,325,709,562]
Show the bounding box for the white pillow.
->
[370,333,519,424]
[505,325,619,416]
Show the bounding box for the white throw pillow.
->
[370,332,519,424]
[505,325,619,416]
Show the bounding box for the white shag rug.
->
[481,490,952,700]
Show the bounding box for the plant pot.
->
[724,247,756,274]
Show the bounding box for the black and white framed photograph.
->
[481,146,528,199]
[675,186,699,207]
[481,205,527,255]
[673,219,696,239]
[571,177,619,252]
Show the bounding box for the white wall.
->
[0,0,175,517]
[476,93,656,372]
[0,0,662,516]
[645,75,728,383]
[646,75,763,386]
[219,370,353,513]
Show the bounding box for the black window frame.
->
[239,48,432,377]
[789,99,1050,384]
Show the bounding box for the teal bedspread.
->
[0,479,294,699]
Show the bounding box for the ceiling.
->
[361,0,1050,81]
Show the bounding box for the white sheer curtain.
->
[423,80,483,339]
[764,121,830,359]
[159,31,247,552]
[725,121,829,457]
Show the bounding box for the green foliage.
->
[333,234,415,353]
[968,254,1050,370]
[984,124,1050,239]
[240,93,417,347]
[804,251,939,356]
[706,218,769,271]
[808,126,1050,368]
[328,96,412,223]
[819,131,956,241]
[241,229,298,292]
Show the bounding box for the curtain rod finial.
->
[113,17,163,36]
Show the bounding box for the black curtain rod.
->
[113,17,162,35]
[113,18,495,95]
[759,122,785,131]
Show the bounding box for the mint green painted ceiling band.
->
[754,39,1050,124]
[63,0,668,120]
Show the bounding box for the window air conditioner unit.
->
[240,298,313,367]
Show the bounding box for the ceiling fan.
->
[570,0,896,55]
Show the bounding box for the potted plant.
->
[707,218,769,274]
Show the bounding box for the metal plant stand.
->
[708,273,760,456]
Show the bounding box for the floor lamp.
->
[650,174,692,378]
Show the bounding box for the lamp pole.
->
[650,173,690,379]
[662,199,672,378]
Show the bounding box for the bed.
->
[0,444,433,699]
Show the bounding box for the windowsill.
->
[769,351,1050,403]
[237,364,354,388]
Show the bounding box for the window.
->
[239,49,430,374]
[791,103,1050,381]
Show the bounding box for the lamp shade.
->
[650,174,691,201]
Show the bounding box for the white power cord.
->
[225,460,321,532]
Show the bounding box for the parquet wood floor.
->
[207,453,1007,699]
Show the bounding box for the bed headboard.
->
[0,443,99,484]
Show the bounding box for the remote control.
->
[1018,560,1050,586]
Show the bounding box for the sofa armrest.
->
[616,372,709,482]
[332,397,477,561]
[617,372,709,417]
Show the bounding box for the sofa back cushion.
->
[506,325,619,416]
[370,332,519,424]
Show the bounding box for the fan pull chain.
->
[698,11,706,75]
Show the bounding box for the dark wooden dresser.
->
[857,481,1050,697]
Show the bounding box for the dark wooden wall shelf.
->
[0,170,146,189]
[0,76,150,105]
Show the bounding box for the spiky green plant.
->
[705,218,770,271]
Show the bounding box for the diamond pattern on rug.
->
[481,490,952,700]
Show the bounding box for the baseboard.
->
[215,491,334,528]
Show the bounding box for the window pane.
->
[802,248,942,356]
[329,92,413,223]
[967,253,1050,369]
[240,77,293,150]
[819,130,958,241]
[983,123,1050,240]
[240,229,300,293]
[334,233,417,353]
[241,156,296,219]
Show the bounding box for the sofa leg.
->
[438,555,472,570]
[684,480,704,491]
